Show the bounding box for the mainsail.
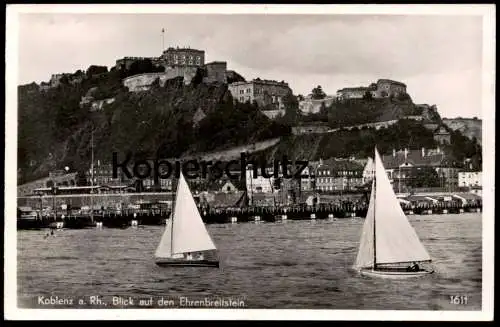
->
[354,148,431,269]
[354,181,375,269]
[171,172,217,255]
[154,218,172,258]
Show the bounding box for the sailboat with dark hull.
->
[354,147,434,279]
[154,172,219,268]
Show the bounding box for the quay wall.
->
[18,191,480,210]
[18,192,174,209]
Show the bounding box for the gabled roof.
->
[381,151,444,169]
[317,159,364,171]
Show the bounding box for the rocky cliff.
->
[442,118,482,145]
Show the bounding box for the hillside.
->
[259,119,481,169]
[442,118,482,145]
[18,66,480,185]
[266,119,437,161]
[17,69,288,184]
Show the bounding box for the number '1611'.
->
[450,295,468,305]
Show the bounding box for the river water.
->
[17,213,482,310]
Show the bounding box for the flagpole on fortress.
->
[162,28,165,51]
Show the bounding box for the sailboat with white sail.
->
[154,172,219,268]
[354,147,434,279]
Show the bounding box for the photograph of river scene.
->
[8,4,493,320]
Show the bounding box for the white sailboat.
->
[354,147,434,279]
[154,172,219,268]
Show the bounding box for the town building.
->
[433,125,452,145]
[300,166,315,191]
[315,159,364,192]
[362,157,375,184]
[292,122,330,135]
[245,165,275,195]
[221,180,238,193]
[161,46,205,68]
[228,78,293,111]
[458,171,482,188]
[380,147,459,193]
[87,162,131,187]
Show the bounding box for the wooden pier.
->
[17,201,483,230]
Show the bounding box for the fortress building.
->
[336,79,407,100]
[161,46,205,68]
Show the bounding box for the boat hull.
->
[359,268,434,279]
[155,259,219,268]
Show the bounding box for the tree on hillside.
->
[362,91,373,100]
[280,93,300,125]
[311,85,326,100]
[86,65,108,77]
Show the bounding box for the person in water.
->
[185,252,193,260]
[197,252,204,261]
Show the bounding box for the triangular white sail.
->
[354,181,375,269]
[155,219,172,258]
[171,172,217,255]
[373,148,431,265]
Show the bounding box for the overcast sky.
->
[17,13,484,118]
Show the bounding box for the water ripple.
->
[17,213,482,310]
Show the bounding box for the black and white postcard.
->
[5,4,495,321]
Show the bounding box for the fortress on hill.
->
[336,79,407,100]
[116,46,293,119]
[117,46,229,90]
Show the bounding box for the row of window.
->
[171,54,201,62]
[317,170,362,176]
[317,186,356,191]
[317,177,362,184]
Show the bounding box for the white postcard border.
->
[4,3,495,321]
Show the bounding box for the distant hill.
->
[442,118,482,145]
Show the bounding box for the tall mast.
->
[373,148,377,269]
[170,174,179,257]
